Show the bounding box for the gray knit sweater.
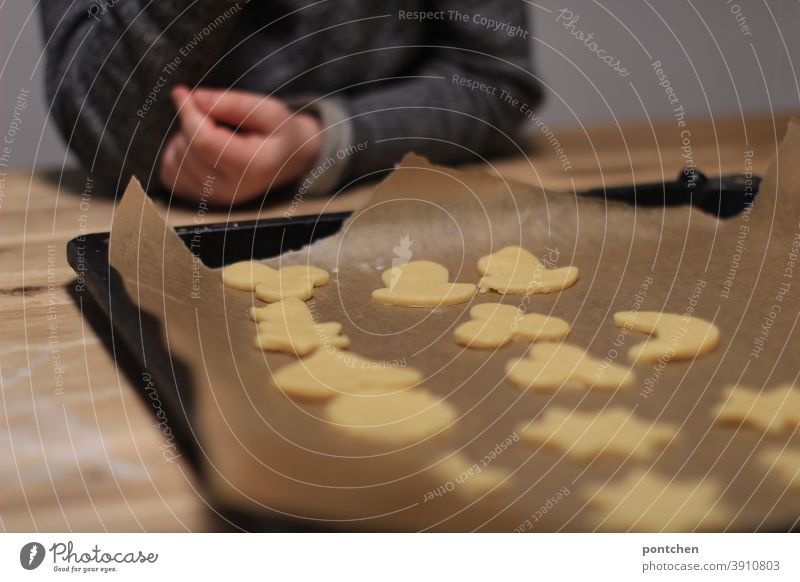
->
[40,0,539,199]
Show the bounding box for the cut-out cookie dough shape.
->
[326,390,456,446]
[583,470,730,531]
[712,384,800,436]
[222,260,329,302]
[613,311,719,363]
[249,298,348,356]
[760,447,800,491]
[477,246,579,295]
[454,303,569,349]
[517,407,677,461]
[506,342,634,391]
[371,260,476,307]
[430,453,510,497]
[272,349,422,401]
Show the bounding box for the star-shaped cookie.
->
[713,384,800,435]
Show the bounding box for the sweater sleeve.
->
[337,0,539,183]
[40,0,244,195]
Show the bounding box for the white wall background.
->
[0,1,74,170]
[1,1,798,170]
[530,0,800,127]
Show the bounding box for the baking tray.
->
[67,211,348,467]
[65,172,758,530]
[67,212,350,531]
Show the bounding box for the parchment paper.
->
[109,119,800,531]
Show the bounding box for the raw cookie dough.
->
[454,303,569,349]
[614,311,719,363]
[583,470,730,531]
[250,298,349,356]
[272,349,422,400]
[432,453,509,496]
[222,260,329,302]
[372,260,476,307]
[506,342,634,391]
[712,384,800,435]
[477,246,578,294]
[326,390,456,445]
[760,447,800,490]
[517,407,677,460]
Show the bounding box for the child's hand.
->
[159,86,321,206]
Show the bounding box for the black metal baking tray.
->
[66,212,350,531]
[66,211,349,468]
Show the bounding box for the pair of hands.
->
[159,86,321,206]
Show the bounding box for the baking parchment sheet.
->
[108,120,800,531]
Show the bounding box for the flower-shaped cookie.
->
[477,246,578,294]
[372,260,476,307]
[583,470,730,531]
[250,298,348,356]
[454,303,569,349]
[614,311,719,363]
[506,342,634,391]
[222,260,329,302]
[518,407,677,460]
[272,348,422,400]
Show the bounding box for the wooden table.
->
[1,114,790,531]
